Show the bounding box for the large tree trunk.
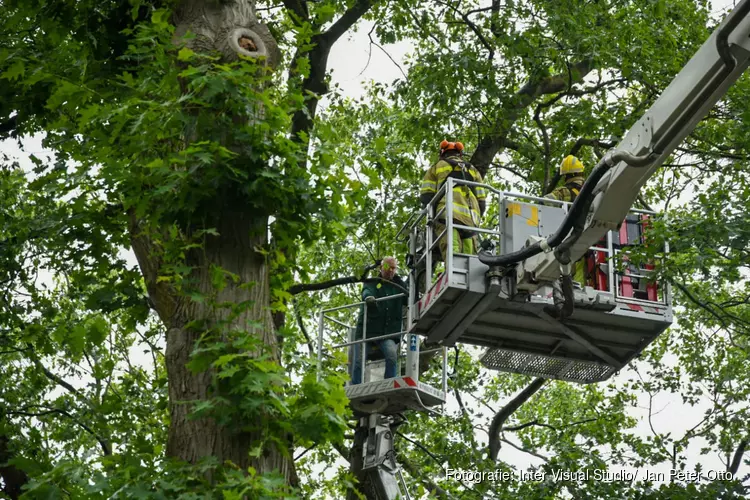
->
[129,0,294,483]
[0,434,29,500]
[131,207,296,478]
[346,425,369,500]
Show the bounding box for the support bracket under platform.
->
[438,275,504,347]
[534,309,625,369]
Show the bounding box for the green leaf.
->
[69,323,86,355]
[177,47,195,61]
[1,59,25,80]
[151,9,171,28]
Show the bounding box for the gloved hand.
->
[365,296,377,307]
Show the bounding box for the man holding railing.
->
[420,140,486,260]
[350,256,408,385]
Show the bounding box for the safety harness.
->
[564,182,582,201]
[437,157,481,229]
[438,158,480,198]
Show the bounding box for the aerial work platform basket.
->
[402,178,672,384]
[316,295,448,416]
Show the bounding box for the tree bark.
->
[346,424,370,500]
[0,434,28,500]
[128,0,294,482]
[289,0,373,142]
[128,0,380,486]
[173,0,281,67]
[131,208,296,477]
[488,377,547,461]
[729,439,747,476]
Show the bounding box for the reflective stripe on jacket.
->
[420,158,486,227]
[545,175,585,202]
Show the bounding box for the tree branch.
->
[435,0,494,61]
[488,377,547,460]
[293,298,314,356]
[34,359,93,407]
[489,0,502,38]
[538,78,627,112]
[395,431,445,469]
[7,407,111,456]
[502,419,549,432]
[499,437,548,462]
[367,26,407,79]
[534,104,551,191]
[636,195,655,212]
[453,388,479,451]
[321,0,373,44]
[676,145,749,161]
[0,115,18,139]
[0,346,33,356]
[396,431,478,494]
[673,282,740,334]
[490,161,527,180]
[400,455,453,499]
[294,443,316,461]
[282,0,309,22]
[288,275,363,295]
[729,440,748,475]
[290,0,375,142]
[334,440,351,463]
[288,276,407,296]
[521,60,594,97]
[406,7,442,46]
[503,417,598,433]
[569,138,616,156]
[471,59,595,176]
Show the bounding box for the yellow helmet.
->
[560,155,583,175]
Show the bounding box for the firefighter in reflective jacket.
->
[545,155,585,203]
[545,155,586,284]
[420,140,486,259]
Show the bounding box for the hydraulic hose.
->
[478,150,656,268]
[554,226,582,263]
[560,275,575,319]
[544,274,575,319]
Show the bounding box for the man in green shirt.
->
[350,256,407,385]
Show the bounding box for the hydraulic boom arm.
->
[481,0,750,284]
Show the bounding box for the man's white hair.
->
[381,256,398,268]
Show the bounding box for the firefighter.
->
[545,154,587,285]
[350,256,407,385]
[545,155,585,203]
[420,140,487,260]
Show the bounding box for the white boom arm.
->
[522,0,750,283]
